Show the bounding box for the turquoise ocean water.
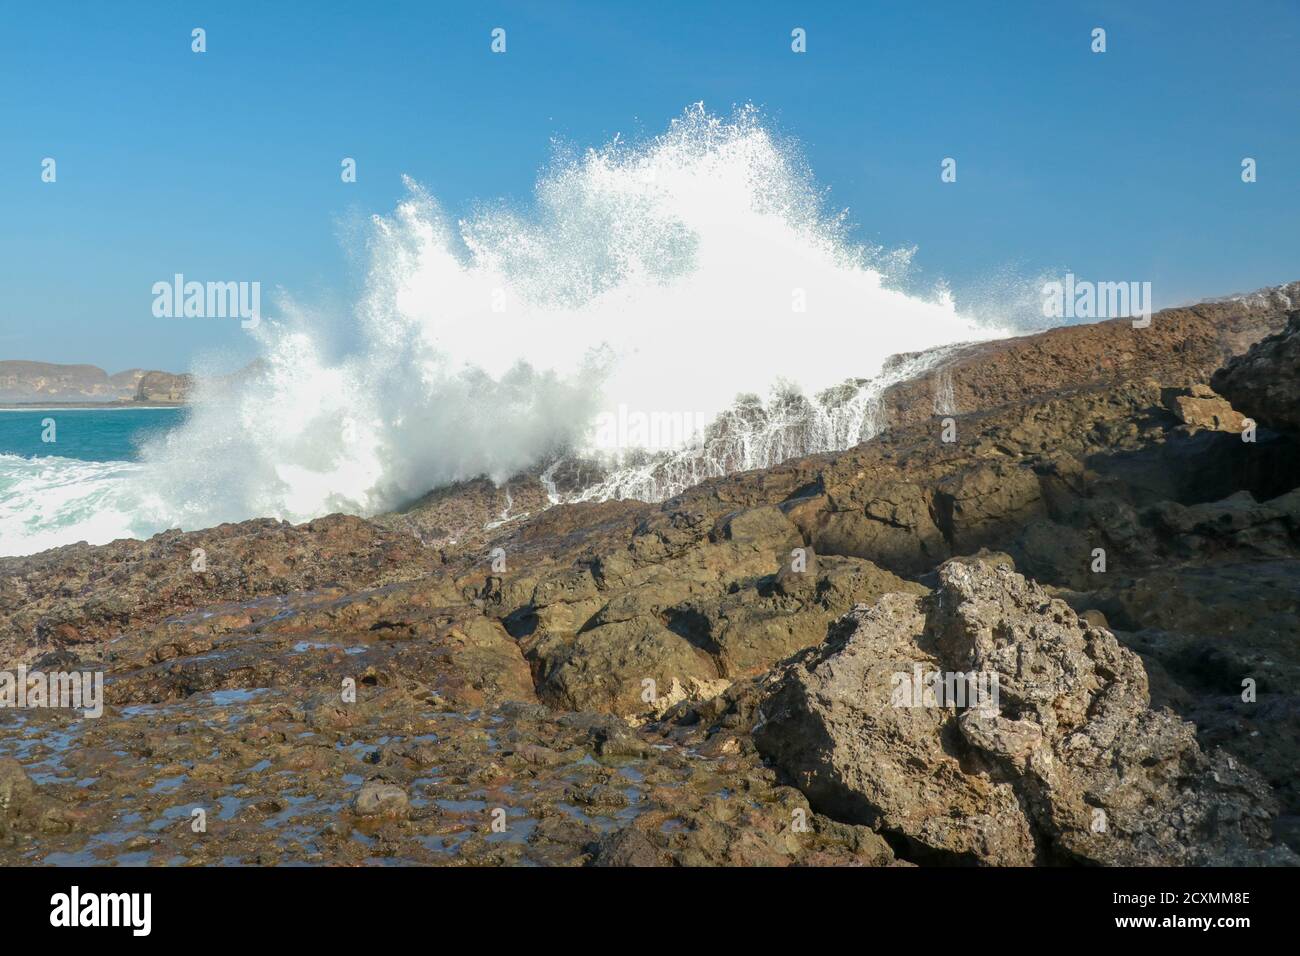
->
[0,408,187,556]
[0,408,186,462]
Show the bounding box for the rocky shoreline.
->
[2,286,1298,867]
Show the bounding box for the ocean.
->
[0,408,186,462]
[0,408,186,556]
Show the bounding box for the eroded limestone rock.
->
[754,560,1294,865]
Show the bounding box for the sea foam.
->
[0,105,1006,557]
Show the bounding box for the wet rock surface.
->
[2,290,1298,866]
[0,687,897,866]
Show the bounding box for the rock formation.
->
[0,361,148,403]
[0,359,262,404]
[132,370,193,403]
[1213,309,1300,434]
[753,558,1291,865]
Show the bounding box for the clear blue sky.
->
[1,0,1296,373]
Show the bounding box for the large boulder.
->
[1212,309,1300,434]
[754,558,1293,865]
[1161,384,1246,432]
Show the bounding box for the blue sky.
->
[1,0,1296,373]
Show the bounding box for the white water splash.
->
[564,344,969,504]
[1,105,1008,556]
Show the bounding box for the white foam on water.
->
[0,454,145,555]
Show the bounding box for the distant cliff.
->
[0,361,160,403]
[0,359,262,405]
[133,370,194,403]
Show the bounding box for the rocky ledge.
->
[1,287,1297,866]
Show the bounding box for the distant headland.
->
[0,361,191,408]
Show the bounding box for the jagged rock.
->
[0,758,70,838]
[537,617,719,715]
[379,473,559,551]
[0,759,38,822]
[1161,384,1246,432]
[1213,309,1300,433]
[754,560,1294,865]
[518,511,921,715]
[712,505,802,550]
[591,827,666,866]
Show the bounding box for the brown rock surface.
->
[877,285,1298,431]
[1,283,1298,866]
[753,561,1291,865]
